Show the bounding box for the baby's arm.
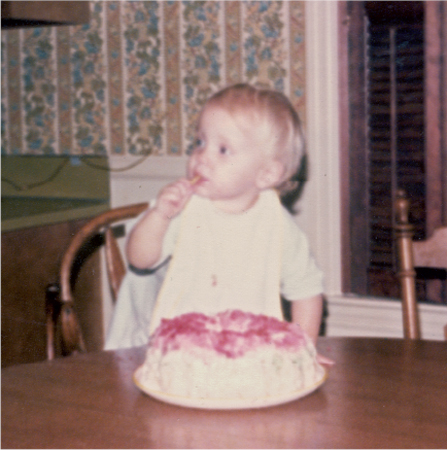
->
[290,294,323,344]
[126,178,194,269]
[291,294,335,366]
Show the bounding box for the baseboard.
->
[326,294,447,341]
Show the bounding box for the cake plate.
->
[133,366,328,410]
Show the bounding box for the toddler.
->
[106,84,327,361]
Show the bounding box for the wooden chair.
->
[46,202,148,360]
[394,190,447,339]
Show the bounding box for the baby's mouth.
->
[190,175,202,185]
[190,174,209,186]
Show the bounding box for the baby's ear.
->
[256,160,285,189]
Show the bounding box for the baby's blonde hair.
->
[203,83,305,193]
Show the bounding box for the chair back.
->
[394,190,447,339]
[46,202,148,359]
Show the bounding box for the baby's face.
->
[188,104,276,211]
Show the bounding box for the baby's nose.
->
[194,147,210,165]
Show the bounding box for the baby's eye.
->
[219,146,228,155]
[195,138,204,148]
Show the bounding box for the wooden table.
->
[2,337,446,449]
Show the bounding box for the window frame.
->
[337,1,447,298]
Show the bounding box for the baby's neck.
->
[212,191,261,214]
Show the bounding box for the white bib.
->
[149,190,284,332]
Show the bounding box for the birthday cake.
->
[134,310,326,403]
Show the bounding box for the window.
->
[340,1,447,302]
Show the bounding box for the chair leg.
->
[46,283,86,358]
[45,284,60,360]
[60,302,86,355]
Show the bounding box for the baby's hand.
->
[316,353,335,367]
[153,178,194,220]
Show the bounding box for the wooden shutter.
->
[366,22,426,298]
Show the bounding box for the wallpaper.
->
[1,1,306,157]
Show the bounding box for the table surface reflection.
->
[2,337,447,449]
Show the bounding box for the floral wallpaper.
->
[1,1,306,157]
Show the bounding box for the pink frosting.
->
[150,310,308,359]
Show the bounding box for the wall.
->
[1,1,306,157]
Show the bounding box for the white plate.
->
[133,366,327,410]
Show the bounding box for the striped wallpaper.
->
[1,1,306,157]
